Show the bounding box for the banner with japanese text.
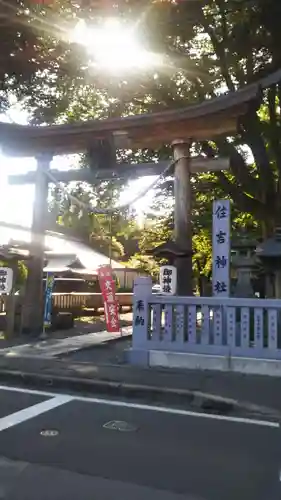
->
[0,268,13,294]
[159,265,177,295]
[212,200,230,297]
[43,273,55,328]
[98,265,120,333]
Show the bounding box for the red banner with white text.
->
[98,265,120,333]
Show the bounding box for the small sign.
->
[212,200,230,297]
[0,268,13,294]
[159,265,177,295]
[98,265,120,333]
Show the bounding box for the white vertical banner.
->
[159,265,177,295]
[0,268,13,294]
[212,200,230,297]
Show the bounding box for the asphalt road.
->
[0,385,279,500]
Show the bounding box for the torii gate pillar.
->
[173,141,193,296]
[21,153,52,334]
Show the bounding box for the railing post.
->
[132,276,152,349]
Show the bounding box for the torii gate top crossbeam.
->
[1,70,280,157]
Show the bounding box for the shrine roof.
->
[1,70,280,157]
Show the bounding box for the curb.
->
[0,368,279,419]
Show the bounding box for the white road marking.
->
[76,396,280,428]
[0,384,278,429]
[0,385,66,398]
[0,395,73,432]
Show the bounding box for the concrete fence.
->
[129,277,281,375]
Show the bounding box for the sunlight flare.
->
[71,18,162,73]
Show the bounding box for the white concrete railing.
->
[132,278,281,360]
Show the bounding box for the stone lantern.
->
[231,237,257,298]
[256,228,281,298]
[148,241,192,264]
[148,241,193,295]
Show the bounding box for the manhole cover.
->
[103,420,137,432]
[40,430,59,437]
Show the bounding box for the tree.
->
[192,229,212,295]
[0,0,75,113]
[139,158,260,290]
[127,253,159,281]
[6,0,281,238]
[0,1,134,118]
[48,179,136,258]
[44,0,281,237]
[137,0,281,236]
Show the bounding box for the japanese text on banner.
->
[0,268,13,294]
[98,265,120,333]
[212,200,230,297]
[159,266,177,295]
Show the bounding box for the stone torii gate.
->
[1,71,279,333]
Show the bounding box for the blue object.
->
[43,274,55,328]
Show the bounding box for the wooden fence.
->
[0,293,133,317]
[52,292,133,314]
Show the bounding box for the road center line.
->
[0,395,73,432]
[0,384,278,429]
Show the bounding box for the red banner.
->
[98,265,120,333]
